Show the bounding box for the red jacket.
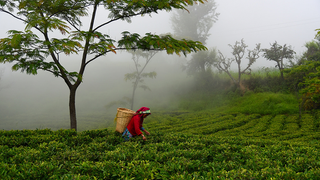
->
[127,114,144,136]
[127,107,150,136]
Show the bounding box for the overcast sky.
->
[1,0,320,69]
[0,0,320,130]
[210,0,320,67]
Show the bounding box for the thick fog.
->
[210,0,320,68]
[0,0,319,130]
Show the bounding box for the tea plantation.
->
[1,109,320,179]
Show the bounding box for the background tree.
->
[105,50,156,110]
[183,48,217,75]
[125,50,157,110]
[285,38,320,110]
[302,37,320,62]
[262,41,295,80]
[0,67,3,90]
[215,39,261,88]
[316,28,320,38]
[215,50,236,83]
[0,0,207,131]
[171,0,219,77]
[171,0,219,44]
[285,38,320,88]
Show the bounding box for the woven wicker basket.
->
[115,108,135,133]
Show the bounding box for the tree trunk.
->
[69,86,77,131]
[278,65,284,80]
[277,61,284,80]
[280,69,284,80]
[130,87,136,110]
[226,71,236,85]
[131,79,139,110]
[237,63,241,88]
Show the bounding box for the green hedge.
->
[1,128,320,179]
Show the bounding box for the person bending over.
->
[122,107,151,141]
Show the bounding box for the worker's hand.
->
[144,130,150,136]
[142,135,147,141]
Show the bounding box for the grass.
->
[2,129,320,179]
[212,67,280,80]
[2,81,320,179]
[175,87,299,116]
[222,92,299,115]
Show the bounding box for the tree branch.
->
[0,8,27,23]
[93,12,145,32]
[85,48,161,66]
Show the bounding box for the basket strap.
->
[116,115,134,118]
[114,111,119,123]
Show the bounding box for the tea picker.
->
[115,107,151,141]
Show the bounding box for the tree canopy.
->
[171,0,219,78]
[171,0,219,45]
[125,50,157,110]
[316,28,320,38]
[215,39,261,88]
[285,38,320,110]
[262,41,295,80]
[0,0,208,130]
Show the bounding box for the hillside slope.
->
[145,111,320,143]
[2,92,320,179]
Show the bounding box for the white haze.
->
[0,0,319,130]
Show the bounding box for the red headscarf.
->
[135,107,151,114]
[126,107,151,136]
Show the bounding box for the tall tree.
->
[302,38,320,62]
[0,67,3,90]
[0,0,207,131]
[171,0,219,44]
[125,50,157,110]
[262,41,295,80]
[285,38,320,110]
[316,28,320,38]
[171,0,219,77]
[215,39,261,88]
[183,48,217,75]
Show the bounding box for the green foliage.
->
[285,38,320,110]
[299,77,320,110]
[105,0,208,21]
[242,68,287,93]
[262,41,296,80]
[286,60,320,110]
[225,92,299,115]
[184,48,218,76]
[303,40,320,62]
[316,28,320,38]
[146,109,320,144]
[118,32,207,56]
[1,124,320,179]
[1,84,320,179]
[0,0,209,130]
[174,76,234,111]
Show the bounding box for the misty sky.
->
[0,0,320,130]
[1,0,319,69]
[210,0,320,68]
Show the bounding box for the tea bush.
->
[1,109,320,179]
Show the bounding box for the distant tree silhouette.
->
[262,41,295,80]
[125,50,157,110]
[215,39,261,88]
[171,0,219,77]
